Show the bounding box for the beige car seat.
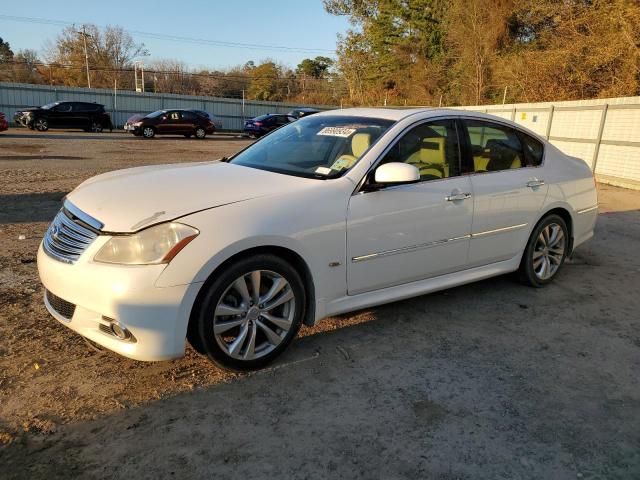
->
[406,137,449,178]
[331,133,372,170]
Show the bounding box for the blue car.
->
[243,113,295,138]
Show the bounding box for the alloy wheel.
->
[532,223,566,280]
[213,270,296,360]
[143,127,154,138]
[195,128,206,139]
[91,122,103,133]
[35,119,48,131]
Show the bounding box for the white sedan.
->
[38,108,598,370]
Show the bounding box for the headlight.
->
[133,121,142,127]
[94,222,199,265]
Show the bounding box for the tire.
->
[34,118,49,132]
[518,214,569,287]
[142,126,155,139]
[195,127,206,139]
[193,254,306,371]
[90,120,103,133]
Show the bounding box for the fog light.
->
[111,322,129,340]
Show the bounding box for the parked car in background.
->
[124,109,216,139]
[243,113,295,138]
[287,107,320,119]
[13,101,112,132]
[38,108,597,370]
[0,112,8,132]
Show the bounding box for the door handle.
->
[446,192,472,202]
[526,179,545,188]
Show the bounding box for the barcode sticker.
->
[317,127,356,138]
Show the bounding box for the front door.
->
[460,119,549,267]
[347,119,474,295]
[158,111,183,134]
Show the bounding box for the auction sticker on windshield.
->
[317,127,356,137]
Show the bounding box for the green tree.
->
[248,61,282,101]
[297,56,334,79]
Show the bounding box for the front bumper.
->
[37,241,202,361]
[13,112,31,127]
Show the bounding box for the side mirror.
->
[375,162,420,184]
[362,163,420,192]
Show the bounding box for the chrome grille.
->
[43,207,100,264]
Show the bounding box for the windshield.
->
[231,115,394,179]
[146,110,166,118]
[41,102,59,110]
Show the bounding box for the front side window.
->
[464,120,525,173]
[168,111,182,121]
[230,115,394,179]
[379,119,461,181]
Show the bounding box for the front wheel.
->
[193,254,306,371]
[519,214,569,287]
[34,118,49,131]
[142,126,155,139]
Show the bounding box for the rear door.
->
[460,118,549,267]
[181,111,199,132]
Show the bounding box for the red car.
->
[0,112,8,132]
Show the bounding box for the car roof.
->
[313,107,502,121]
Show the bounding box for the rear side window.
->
[463,120,525,173]
[182,111,197,121]
[519,132,544,166]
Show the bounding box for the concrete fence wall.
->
[0,82,334,131]
[455,96,640,190]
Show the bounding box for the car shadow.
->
[0,192,66,224]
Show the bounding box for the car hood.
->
[126,114,145,124]
[66,162,316,233]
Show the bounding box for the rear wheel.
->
[193,254,306,371]
[195,127,206,139]
[90,121,103,133]
[142,126,155,139]
[34,118,48,131]
[519,214,569,287]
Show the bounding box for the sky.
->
[0,0,351,70]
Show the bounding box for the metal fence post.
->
[545,105,555,140]
[511,107,516,121]
[592,104,609,171]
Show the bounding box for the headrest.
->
[352,133,372,158]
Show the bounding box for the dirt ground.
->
[0,128,639,479]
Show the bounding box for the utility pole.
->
[77,26,92,88]
[241,89,245,124]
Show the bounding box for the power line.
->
[0,14,336,54]
[3,58,338,83]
